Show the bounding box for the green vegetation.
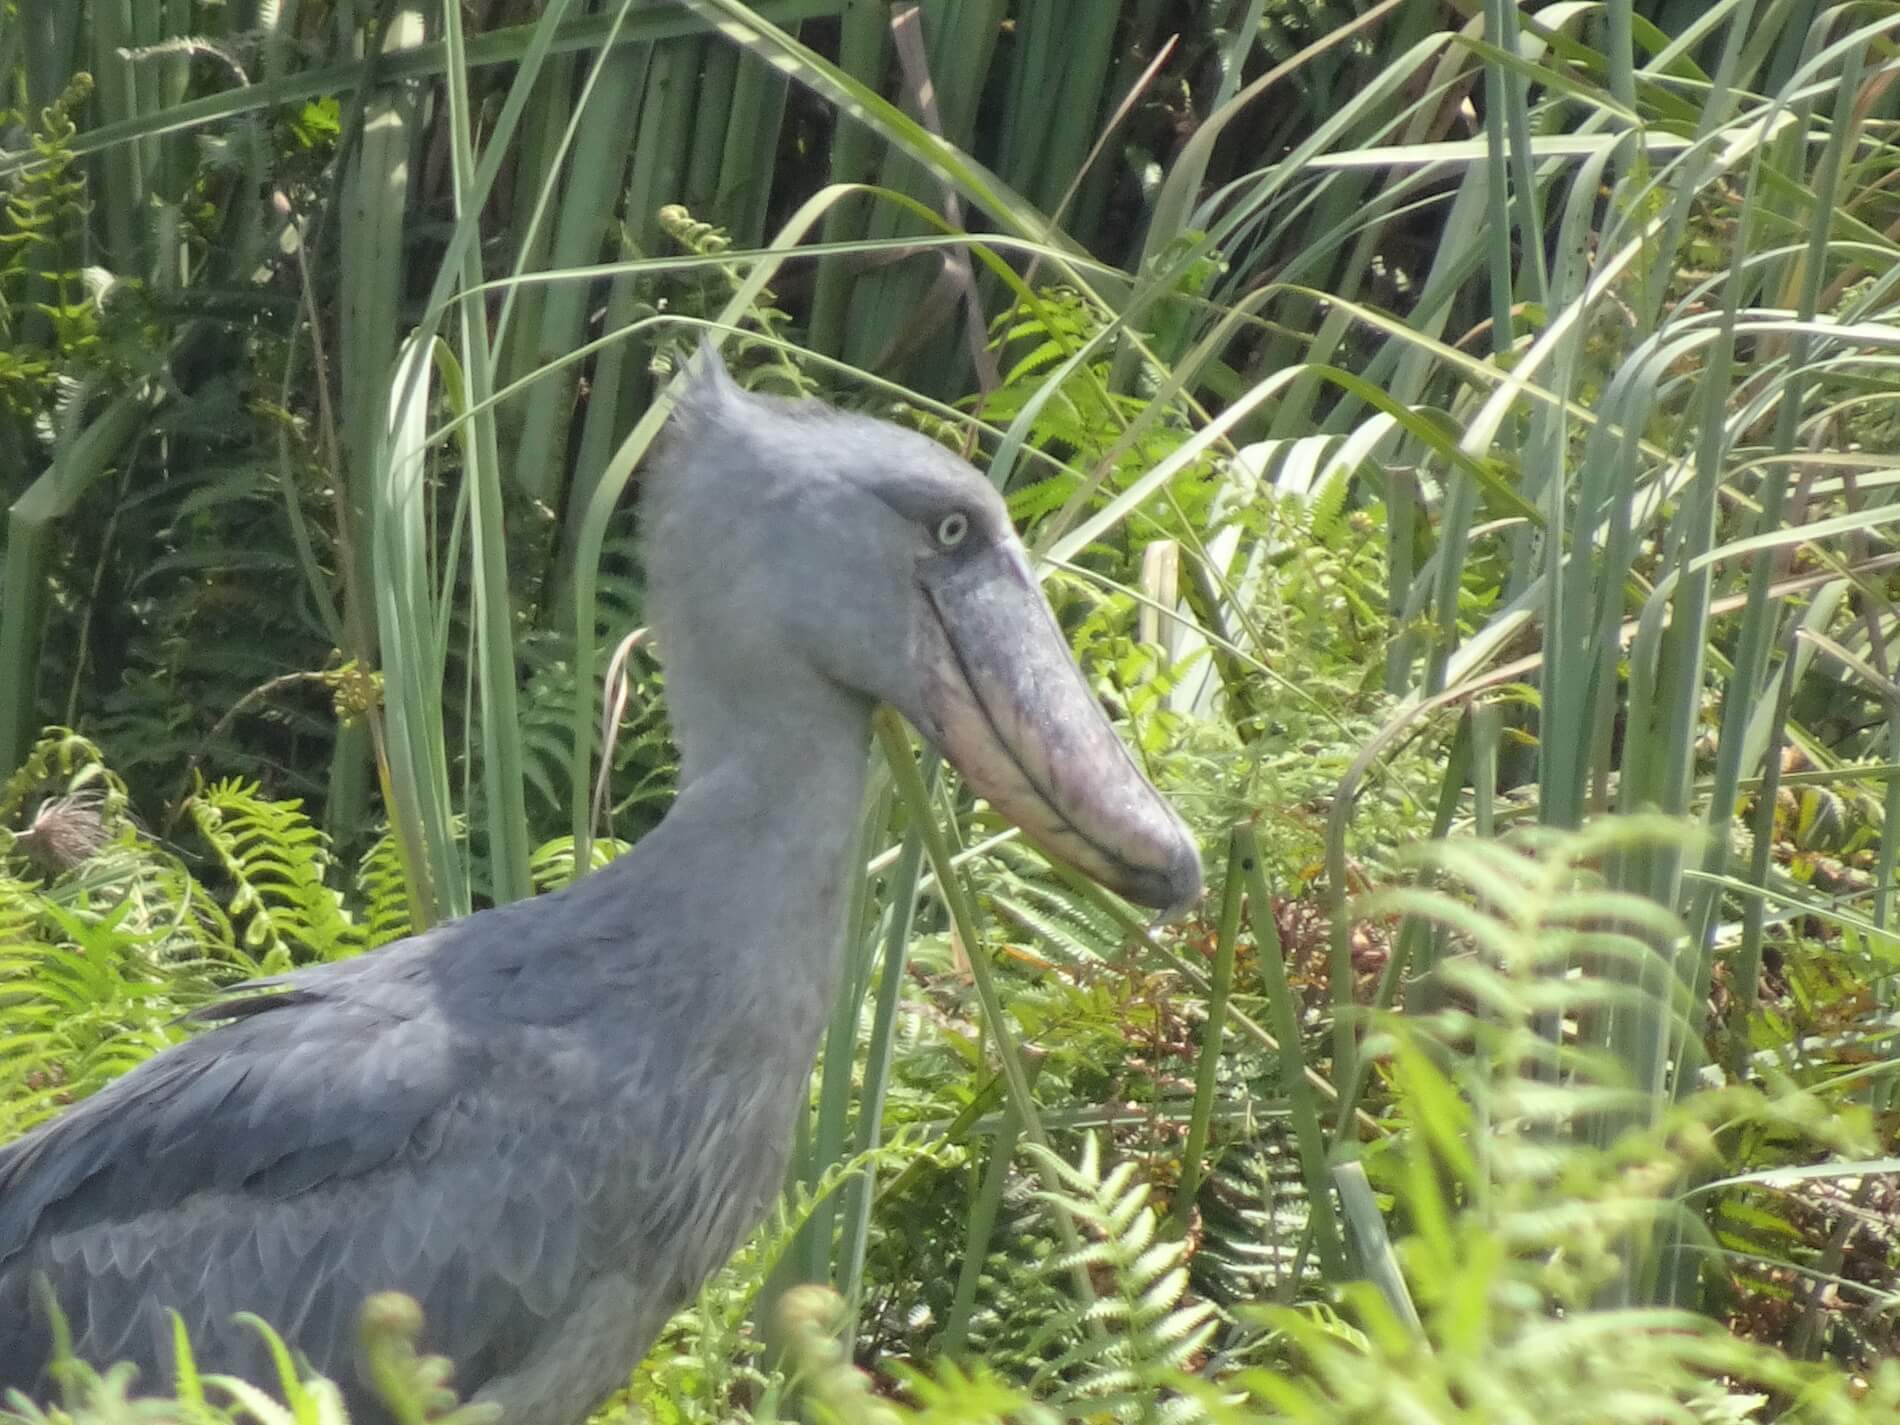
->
[2,0,1898,1420]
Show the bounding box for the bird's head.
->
[645,347,1202,919]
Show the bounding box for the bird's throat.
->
[657,673,874,1011]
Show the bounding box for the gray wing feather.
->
[0,939,610,1418]
[0,868,797,1424]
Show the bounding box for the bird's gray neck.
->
[669,654,873,808]
[581,656,874,1023]
[671,665,873,1024]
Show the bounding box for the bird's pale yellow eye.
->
[935,511,969,549]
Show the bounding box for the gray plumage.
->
[0,350,1199,1421]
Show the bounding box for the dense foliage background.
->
[2,0,1898,1420]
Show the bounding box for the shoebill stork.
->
[0,350,1201,1422]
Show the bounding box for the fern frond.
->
[1014,1137,1220,1413]
[1192,1142,1312,1305]
[353,828,414,950]
[990,887,1119,968]
[0,728,128,829]
[0,883,222,1133]
[187,777,361,969]
[528,836,632,894]
[1003,473,1076,524]
[655,204,814,397]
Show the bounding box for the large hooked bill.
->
[915,539,1203,923]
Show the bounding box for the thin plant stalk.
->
[1237,822,1347,1279]
[940,1051,1043,1357]
[873,708,1096,1306]
[1170,837,1242,1236]
[838,756,939,1311]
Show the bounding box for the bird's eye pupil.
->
[936,512,969,548]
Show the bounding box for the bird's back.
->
[0,855,821,1420]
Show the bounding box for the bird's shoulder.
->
[0,910,534,1246]
[3,995,372,1245]
[0,869,733,1409]
[0,856,702,1257]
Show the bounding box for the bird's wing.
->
[0,940,622,1413]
